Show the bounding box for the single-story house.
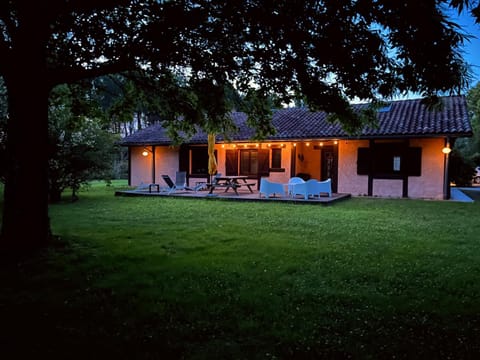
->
[120,95,472,200]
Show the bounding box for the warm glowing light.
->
[256,143,259,147]
[293,143,296,147]
[221,144,225,148]
[281,143,284,147]
[334,140,338,145]
[233,144,236,148]
[319,142,324,147]
[306,142,310,146]
[442,146,452,154]
[142,150,149,157]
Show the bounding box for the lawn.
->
[1,181,480,359]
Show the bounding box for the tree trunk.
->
[0,66,52,252]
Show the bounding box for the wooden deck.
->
[115,187,351,205]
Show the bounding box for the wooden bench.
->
[207,182,240,195]
[237,182,256,193]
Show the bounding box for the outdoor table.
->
[208,175,255,195]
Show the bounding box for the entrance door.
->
[321,146,338,193]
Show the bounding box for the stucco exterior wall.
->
[338,140,370,196]
[337,138,446,199]
[130,146,179,186]
[294,142,321,178]
[408,138,445,200]
[269,145,292,184]
[130,147,153,185]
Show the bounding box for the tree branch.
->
[47,56,137,88]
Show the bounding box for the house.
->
[120,95,472,200]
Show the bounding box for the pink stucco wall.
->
[294,142,320,178]
[337,138,446,199]
[408,138,445,199]
[130,146,179,186]
[338,140,370,196]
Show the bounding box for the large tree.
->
[0,1,479,252]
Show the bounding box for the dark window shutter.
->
[357,148,371,175]
[225,150,238,176]
[271,148,282,168]
[190,147,209,175]
[179,145,189,173]
[258,149,270,177]
[406,147,422,176]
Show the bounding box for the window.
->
[190,147,209,175]
[393,156,401,172]
[240,149,258,175]
[227,149,270,177]
[357,143,422,177]
[271,148,282,169]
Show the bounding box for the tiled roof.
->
[120,95,471,146]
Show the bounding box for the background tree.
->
[48,84,118,202]
[1,1,479,252]
[0,77,7,183]
[466,82,480,157]
[451,81,480,184]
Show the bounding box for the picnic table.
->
[208,175,256,195]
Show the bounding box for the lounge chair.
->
[259,178,286,198]
[162,171,193,194]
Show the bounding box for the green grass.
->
[2,182,480,359]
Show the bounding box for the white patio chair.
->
[259,178,286,198]
[306,178,332,198]
[288,177,306,197]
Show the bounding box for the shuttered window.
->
[357,145,422,177]
[190,147,209,176]
[240,149,258,175]
[271,148,282,169]
[225,150,238,176]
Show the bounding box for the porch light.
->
[319,142,324,147]
[306,142,310,146]
[334,140,338,145]
[142,147,151,156]
[293,143,297,147]
[442,144,452,154]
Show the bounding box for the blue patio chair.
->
[288,177,306,197]
[306,178,332,197]
[259,178,286,198]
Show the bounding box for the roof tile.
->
[121,95,472,145]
